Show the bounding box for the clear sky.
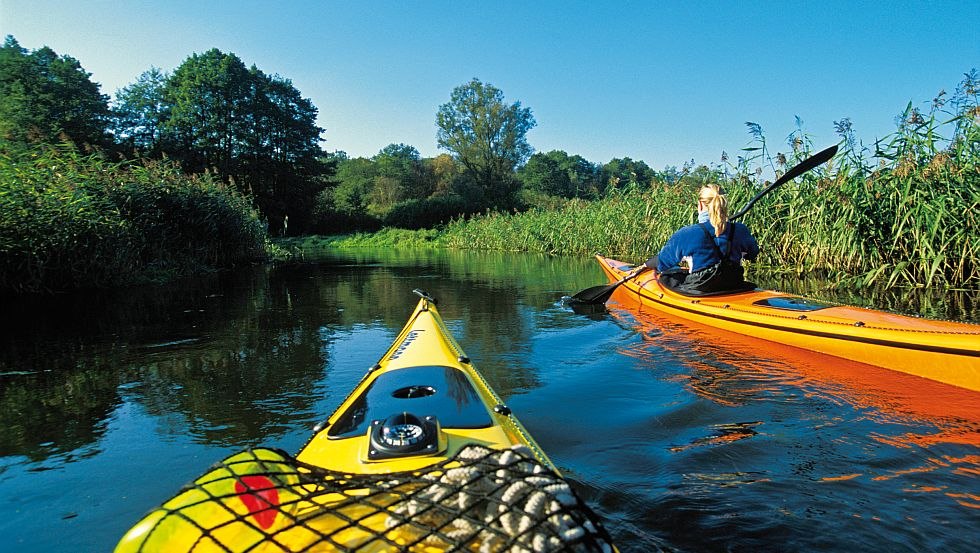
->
[2,1,977,169]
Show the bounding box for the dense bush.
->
[0,142,267,292]
[383,195,478,230]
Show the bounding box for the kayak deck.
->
[295,291,550,474]
[115,291,615,552]
[596,255,980,392]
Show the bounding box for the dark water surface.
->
[1,249,978,552]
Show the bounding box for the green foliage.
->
[0,36,110,148]
[383,195,477,230]
[374,143,433,200]
[436,78,535,208]
[601,157,658,191]
[312,155,380,233]
[519,150,604,199]
[113,48,326,234]
[750,70,980,288]
[429,153,463,197]
[112,67,168,155]
[327,156,376,214]
[302,228,444,249]
[0,143,266,292]
[405,71,980,288]
[441,189,691,257]
[162,49,252,174]
[315,146,464,232]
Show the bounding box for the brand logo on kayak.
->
[390,330,424,359]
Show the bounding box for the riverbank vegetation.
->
[0,143,266,292]
[1,33,976,292]
[318,72,980,289]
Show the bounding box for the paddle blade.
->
[570,281,623,305]
[730,144,838,221]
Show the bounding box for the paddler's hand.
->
[626,265,649,280]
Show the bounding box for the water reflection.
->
[0,250,600,463]
[602,299,980,548]
[607,301,980,434]
[750,271,980,323]
[668,421,763,452]
[1,248,978,553]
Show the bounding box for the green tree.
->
[520,152,568,197]
[312,154,380,233]
[162,48,253,175]
[428,153,462,197]
[602,157,657,191]
[373,143,433,203]
[436,78,535,208]
[329,156,377,215]
[519,150,604,199]
[112,67,168,155]
[157,48,325,233]
[0,36,110,148]
[240,67,326,233]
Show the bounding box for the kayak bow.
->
[116,290,614,552]
[595,255,980,392]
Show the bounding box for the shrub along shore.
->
[4,86,977,294]
[3,38,975,296]
[0,143,269,293]
[287,110,979,291]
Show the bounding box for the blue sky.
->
[2,1,977,169]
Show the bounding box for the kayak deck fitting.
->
[115,290,615,552]
[595,255,980,392]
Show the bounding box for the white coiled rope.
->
[385,445,613,552]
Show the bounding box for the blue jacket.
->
[657,221,759,273]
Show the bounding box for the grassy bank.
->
[309,100,978,289]
[0,142,268,293]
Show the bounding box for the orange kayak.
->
[595,255,980,392]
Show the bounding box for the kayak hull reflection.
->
[595,255,980,392]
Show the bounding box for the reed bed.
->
[329,129,976,290]
[0,143,267,292]
[438,84,978,289]
[442,189,688,259]
[438,149,976,288]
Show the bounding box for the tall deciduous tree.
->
[148,48,325,233]
[520,150,604,199]
[162,48,253,176]
[239,67,325,232]
[436,78,535,207]
[112,67,168,155]
[0,36,110,148]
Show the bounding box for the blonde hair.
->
[699,184,729,236]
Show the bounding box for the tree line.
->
[1,35,726,237]
[3,35,976,293]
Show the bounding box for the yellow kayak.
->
[596,255,980,392]
[116,290,615,552]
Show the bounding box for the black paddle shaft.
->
[730,144,838,221]
[570,274,632,304]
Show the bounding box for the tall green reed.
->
[436,73,978,289]
[0,142,267,292]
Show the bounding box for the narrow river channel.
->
[1,248,977,552]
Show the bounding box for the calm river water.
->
[1,248,978,552]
